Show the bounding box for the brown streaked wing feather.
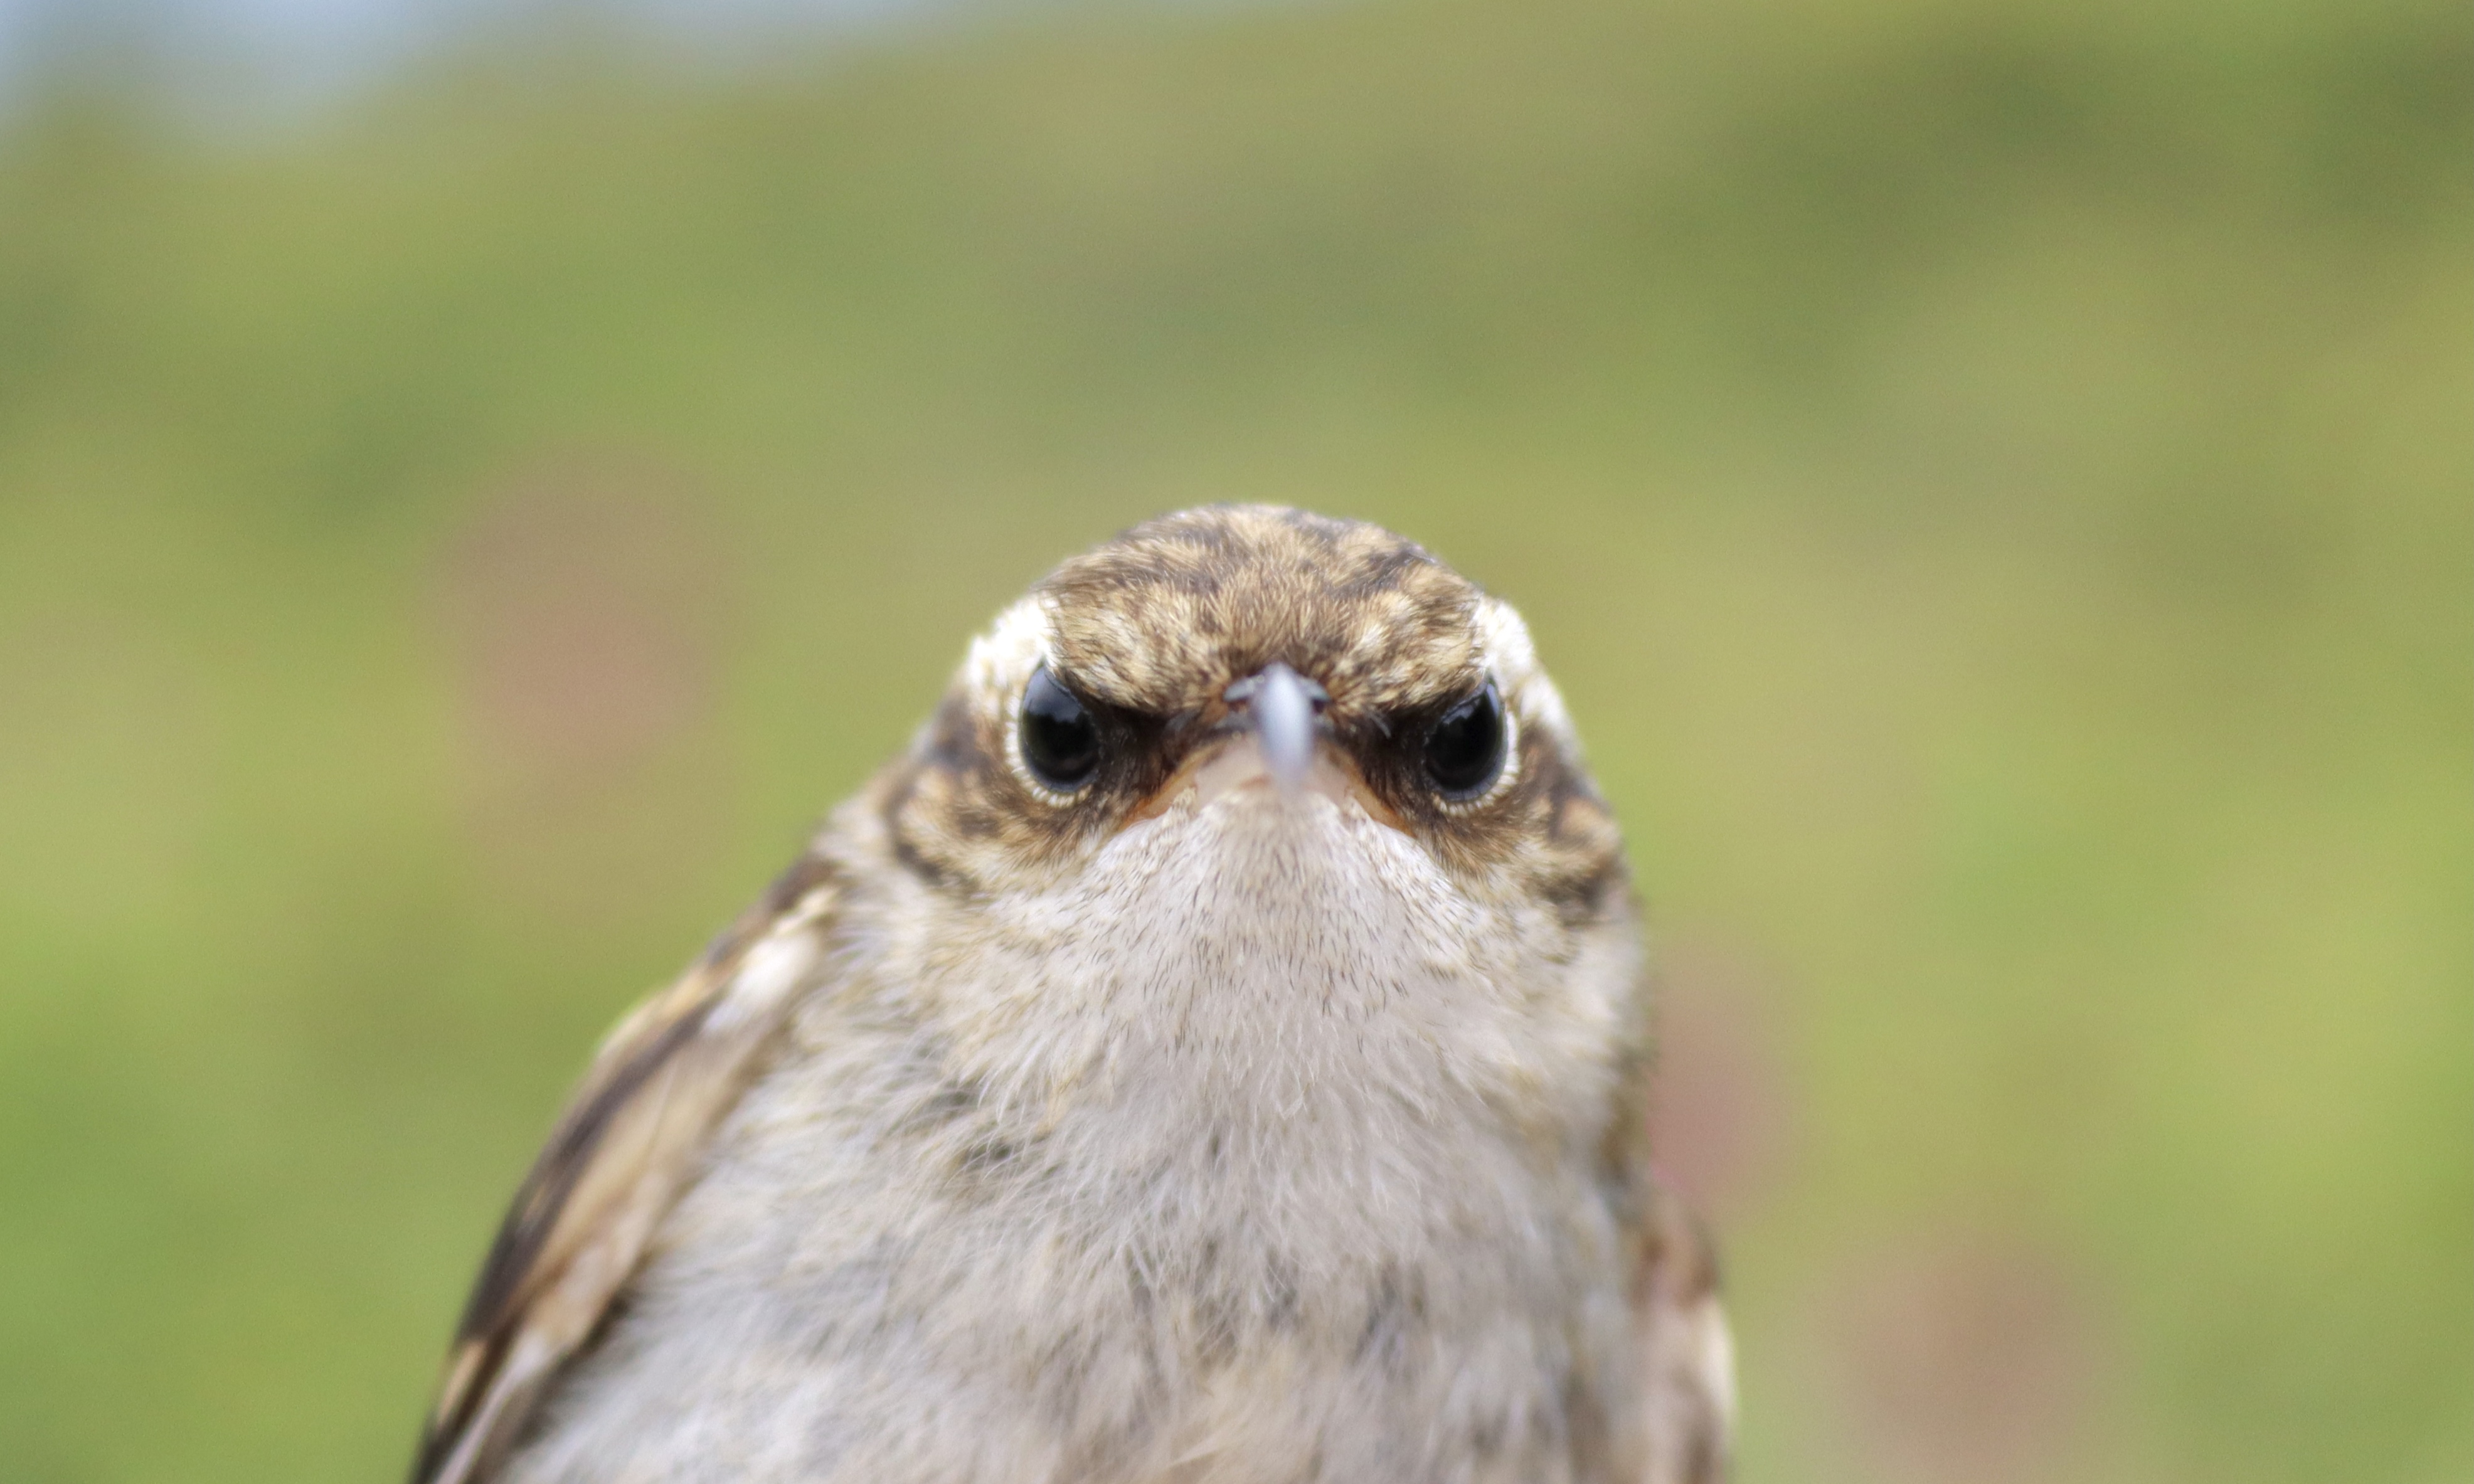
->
[410,857,841,1484]
[1637,1175,1736,1484]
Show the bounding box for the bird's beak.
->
[1125,662,1401,830]
[1223,662,1327,798]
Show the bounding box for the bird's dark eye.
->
[1423,682,1507,799]
[1021,665,1101,792]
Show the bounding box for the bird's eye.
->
[1021,665,1101,792]
[1423,682,1507,799]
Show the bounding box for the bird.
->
[410,504,1733,1484]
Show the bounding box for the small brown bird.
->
[411,506,1733,1484]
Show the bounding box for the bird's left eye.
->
[1423,681,1507,800]
[1021,665,1101,792]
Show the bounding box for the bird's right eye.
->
[1020,666,1101,792]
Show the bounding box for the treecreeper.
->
[411,505,1734,1484]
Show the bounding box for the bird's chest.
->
[539,1010,1638,1484]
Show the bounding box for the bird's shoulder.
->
[1633,1173,1736,1484]
[408,850,845,1484]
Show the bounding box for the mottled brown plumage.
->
[412,505,1730,1484]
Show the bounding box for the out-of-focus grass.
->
[0,1,2465,1480]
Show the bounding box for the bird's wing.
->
[1635,1175,1736,1484]
[409,854,842,1484]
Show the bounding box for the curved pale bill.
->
[1246,662,1319,797]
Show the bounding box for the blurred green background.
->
[0,0,2466,1479]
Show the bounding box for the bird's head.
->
[880,505,1625,925]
